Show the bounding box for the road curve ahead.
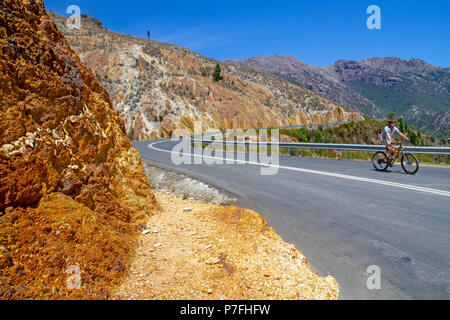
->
[134,139,450,300]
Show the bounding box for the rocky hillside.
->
[0,0,156,299]
[226,56,450,137]
[49,12,362,140]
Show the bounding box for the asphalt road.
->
[134,139,450,300]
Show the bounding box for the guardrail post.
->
[342,150,345,160]
[419,153,422,162]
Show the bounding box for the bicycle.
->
[372,142,419,175]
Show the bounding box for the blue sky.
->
[44,0,450,67]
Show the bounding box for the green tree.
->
[297,131,307,142]
[398,117,405,132]
[297,127,310,142]
[213,63,222,81]
[147,30,151,41]
[409,131,417,145]
[304,128,311,141]
[314,129,323,143]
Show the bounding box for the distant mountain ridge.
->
[226,56,450,136]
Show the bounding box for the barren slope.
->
[50,12,362,140]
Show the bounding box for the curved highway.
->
[134,139,450,300]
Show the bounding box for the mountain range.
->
[49,12,362,140]
[226,56,449,137]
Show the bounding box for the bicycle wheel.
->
[401,153,419,175]
[372,151,389,171]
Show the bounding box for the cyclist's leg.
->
[385,141,394,157]
[385,142,395,167]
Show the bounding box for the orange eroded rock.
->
[0,0,156,299]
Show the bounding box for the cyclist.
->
[381,119,409,165]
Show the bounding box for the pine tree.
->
[409,131,417,145]
[388,112,396,121]
[213,63,222,81]
[147,30,151,41]
[398,118,405,132]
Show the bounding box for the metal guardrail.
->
[200,120,364,138]
[190,138,450,156]
[190,119,449,159]
[263,120,367,130]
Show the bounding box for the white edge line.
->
[147,141,450,198]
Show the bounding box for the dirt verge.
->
[114,191,339,300]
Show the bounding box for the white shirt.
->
[381,126,400,141]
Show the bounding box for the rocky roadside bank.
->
[0,0,156,299]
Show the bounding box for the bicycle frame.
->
[390,144,403,164]
[391,144,413,164]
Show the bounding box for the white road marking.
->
[148,141,450,198]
